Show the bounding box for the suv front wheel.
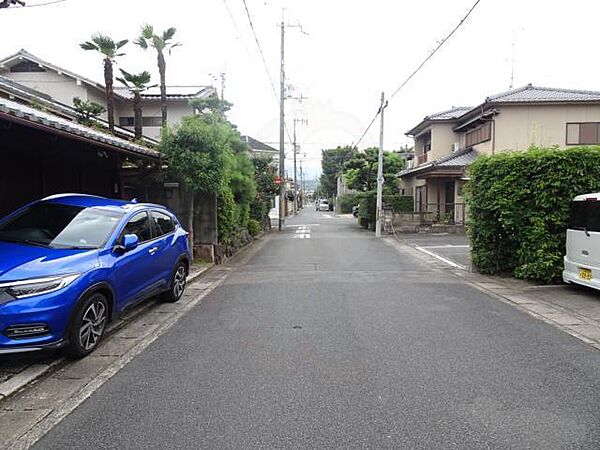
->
[66,292,109,358]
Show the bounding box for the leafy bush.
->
[247,219,261,236]
[466,146,600,282]
[383,195,414,213]
[357,191,376,230]
[338,193,360,213]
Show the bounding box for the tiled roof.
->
[0,74,159,145]
[241,135,277,153]
[406,106,472,136]
[486,84,600,103]
[398,148,477,177]
[114,85,215,100]
[436,148,478,167]
[0,96,160,159]
[425,106,473,120]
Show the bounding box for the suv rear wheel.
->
[162,261,187,303]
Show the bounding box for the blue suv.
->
[0,194,191,358]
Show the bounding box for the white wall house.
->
[0,49,216,140]
[400,84,600,224]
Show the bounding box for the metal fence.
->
[416,203,466,225]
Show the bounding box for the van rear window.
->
[568,201,600,232]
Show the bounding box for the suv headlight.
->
[0,274,80,300]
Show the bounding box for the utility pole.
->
[375,92,386,238]
[277,14,308,230]
[292,117,308,215]
[278,17,286,231]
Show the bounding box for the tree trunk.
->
[157,50,167,128]
[133,91,142,140]
[187,192,194,257]
[103,58,115,133]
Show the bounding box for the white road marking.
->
[287,224,321,228]
[418,244,470,249]
[293,225,311,239]
[322,214,333,219]
[415,246,466,269]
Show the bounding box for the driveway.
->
[398,232,471,269]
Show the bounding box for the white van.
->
[563,193,600,290]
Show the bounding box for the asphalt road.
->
[35,208,600,449]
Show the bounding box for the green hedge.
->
[338,193,360,213]
[357,191,376,229]
[466,146,600,282]
[384,195,414,213]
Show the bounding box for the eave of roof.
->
[0,75,159,146]
[398,148,477,178]
[405,106,472,136]
[0,49,106,94]
[0,96,160,160]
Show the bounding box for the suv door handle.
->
[148,247,159,255]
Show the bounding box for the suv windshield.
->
[0,202,124,249]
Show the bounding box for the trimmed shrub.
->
[466,146,600,282]
[384,195,414,213]
[358,191,377,230]
[338,193,360,213]
[247,218,261,236]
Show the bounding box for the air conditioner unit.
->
[452,142,460,153]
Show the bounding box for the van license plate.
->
[579,268,592,280]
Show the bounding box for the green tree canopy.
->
[319,146,358,197]
[344,148,404,194]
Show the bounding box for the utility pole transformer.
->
[278,19,286,231]
[375,92,386,238]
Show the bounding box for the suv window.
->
[121,212,152,243]
[568,201,600,233]
[0,203,123,249]
[151,210,176,237]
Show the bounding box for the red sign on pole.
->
[274,176,282,185]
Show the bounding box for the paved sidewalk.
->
[0,262,212,403]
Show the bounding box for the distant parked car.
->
[0,194,191,357]
[317,199,329,212]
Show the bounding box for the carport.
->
[0,97,162,217]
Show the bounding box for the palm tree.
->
[116,69,155,140]
[135,24,181,128]
[80,34,128,133]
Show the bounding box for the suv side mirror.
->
[114,234,139,254]
[123,234,139,251]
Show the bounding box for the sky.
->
[2,0,600,181]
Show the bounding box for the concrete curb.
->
[0,263,214,405]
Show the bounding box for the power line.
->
[240,0,293,144]
[221,0,253,59]
[352,0,483,148]
[23,0,66,7]
[389,0,482,100]
[240,0,279,100]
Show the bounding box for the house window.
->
[10,61,46,73]
[143,116,162,127]
[465,122,491,147]
[566,123,600,145]
[118,116,163,127]
[119,117,134,127]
